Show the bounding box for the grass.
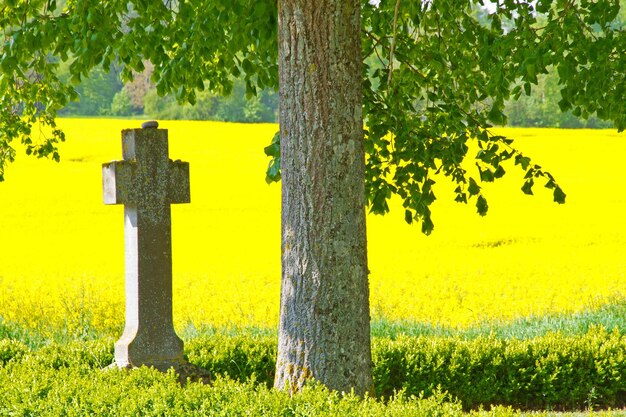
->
[370,300,626,340]
[3,298,626,350]
[4,301,626,350]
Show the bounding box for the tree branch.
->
[387,0,401,86]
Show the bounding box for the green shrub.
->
[0,339,28,365]
[0,340,479,417]
[20,338,114,371]
[3,327,626,412]
[178,327,626,410]
[0,362,493,417]
[110,89,137,116]
[185,334,276,387]
[372,326,626,410]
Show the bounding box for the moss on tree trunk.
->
[274,0,373,396]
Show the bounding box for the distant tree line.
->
[58,61,278,123]
[505,69,613,128]
[58,0,626,129]
[57,58,614,128]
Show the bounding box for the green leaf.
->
[515,155,530,170]
[187,90,196,105]
[468,177,480,196]
[558,98,572,112]
[476,195,489,216]
[265,157,281,184]
[488,106,505,125]
[370,187,390,215]
[264,132,281,183]
[421,209,434,235]
[245,80,257,100]
[0,56,18,73]
[553,186,566,204]
[521,179,534,195]
[479,167,495,182]
[242,59,254,75]
[494,165,506,178]
[404,209,413,224]
[536,0,550,13]
[264,132,280,157]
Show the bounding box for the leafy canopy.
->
[2,0,625,233]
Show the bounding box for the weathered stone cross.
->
[103,122,190,372]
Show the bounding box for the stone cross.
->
[103,122,190,372]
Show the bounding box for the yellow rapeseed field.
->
[1,119,625,335]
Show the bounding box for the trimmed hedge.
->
[186,334,276,387]
[1,327,625,411]
[372,327,626,410]
[0,353,505,416]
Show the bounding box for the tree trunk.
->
[274,0,373,395]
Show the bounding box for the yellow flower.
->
[0,120,624,333]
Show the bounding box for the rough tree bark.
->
[274,0,373,395]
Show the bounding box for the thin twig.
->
[388,0,401,86]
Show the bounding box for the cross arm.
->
[103,159,190,205]
[103,160,137,205]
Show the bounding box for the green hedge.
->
[0,350,506,416]
[0,339,28,365]
[185,334,276,387]
[1,327,625,412]
[372,327,626,410]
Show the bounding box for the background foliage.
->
[4,0,626,231]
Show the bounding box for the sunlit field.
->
[1,119,625,336]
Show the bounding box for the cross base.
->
[113,333,184,371]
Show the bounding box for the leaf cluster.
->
[2,0,625,231]
[0,0,277,177]
[359,0,612,233]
